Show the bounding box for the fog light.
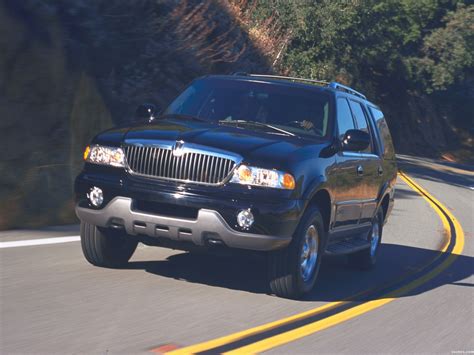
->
[237,209,254,229]
[88,186,103,207]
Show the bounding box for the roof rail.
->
[230,73,367,99]
[246,74,329,87]
[328,82,366,99]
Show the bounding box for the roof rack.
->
[245,74,329,87]
[328,82,366,100]
[231,73,367,100]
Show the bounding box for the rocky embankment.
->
[0,0,269,229]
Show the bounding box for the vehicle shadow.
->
[124,243,473,302]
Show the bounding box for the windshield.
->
[163,77,332,139]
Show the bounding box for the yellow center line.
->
[223,173,464,354]
[166,172,465,355]
[167,301,346,354]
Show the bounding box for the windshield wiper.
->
[160,113,210,123]
[219,120,296,137]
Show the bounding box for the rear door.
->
[348,99,383,224]
[333,97,365,229]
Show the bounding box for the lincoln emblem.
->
[172,140,185,157]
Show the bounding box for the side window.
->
[368,106,395,158]
[336,98,356,140]
[349,100,373,153]
[349,100,369,133]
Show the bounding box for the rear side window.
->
[349,100,373,153]
[368,106,395,159]
[336,98,355,140]
[349,101,369,133]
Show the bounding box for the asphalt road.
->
[0,156,472,354]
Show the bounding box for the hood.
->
[94,118,326,169]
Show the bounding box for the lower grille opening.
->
[156,224,169,232]
[134,200,199,219]
[109,218,125,229]
[179,228,192,235]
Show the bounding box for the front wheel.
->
[268,206,325,299]
[80,222,138,268]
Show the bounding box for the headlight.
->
[83,145,125,167]
[230,165,295,190]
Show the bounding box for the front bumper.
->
[76,197,292,251]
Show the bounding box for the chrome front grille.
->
[124,144,238,184]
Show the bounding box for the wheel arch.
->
[380,193,390,221]
[306,188,332,233]
[376,179,395,223]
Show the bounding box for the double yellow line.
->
[167,172,465,354]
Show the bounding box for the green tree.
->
[407,4,474,92]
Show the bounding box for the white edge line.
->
[0,236,80,249]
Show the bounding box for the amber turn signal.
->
[83,146,91,161]
[237,165,253,182]
[282,173,296,190]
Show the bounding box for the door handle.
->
[378,166,384,176]
[357,165,364,176]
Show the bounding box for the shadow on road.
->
[397,156,474,190]
[124,243,473,302]
[392,186,420,200]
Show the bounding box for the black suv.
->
[75,74,397,299]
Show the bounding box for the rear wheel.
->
[349,208,383,270]
[80,222,138,268]
[268,206,325,299]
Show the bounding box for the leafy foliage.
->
[409,4,474,91]
[244,0,473,154]
[266,0,473,92]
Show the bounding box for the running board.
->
[325,237,370,255]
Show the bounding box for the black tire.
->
[80,222,138,268]
[268,206,325,299]
[348,208,383,270]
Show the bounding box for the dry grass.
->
[227,0,292,69]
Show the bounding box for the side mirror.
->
[341,129,370,152]
[135,103,158,123]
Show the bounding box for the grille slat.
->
[125,145,236,185]
[135,146,140,172]
[204,155,209,182]
[183,153,190,181]
[196,154,202,182]
[134,146,140,171]
[209,156,215,183]
[201,155,206,182]
[159,149,165,175]
[136,146,141,172]
[129,146,135,171]
[179,155,185,180]
[218,160,223,183]
[168,150,173,178]
[149,149,155,176]
[139,147,145,173]
[129,146,135,170]
[145,148,151,175]
[187,153,194,181]
[214,156,219,184]
[152,149,159,176]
